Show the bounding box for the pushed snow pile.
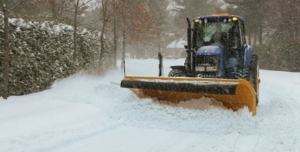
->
[114,96,258,135]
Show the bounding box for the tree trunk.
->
[112,0,118,68]
[295,23,299,41]
[254,30,257,46]
[259,0,263,45]
[60,0,65,19]
[50,0,56,19]
[2,0,9,99]
[99,0,108,73]
[121,30,126,71]
[73,0,79,72]
[248,33,251,45]
[259,19,263,45]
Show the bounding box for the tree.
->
[78,0,117,70]
[71,0,90,72]
[46,0,72,22]
[112,0,117,67]
[222,0,300,71]
[72,0,79,71]
[48,0,57,19]
[80,0,168,68]
[2,0,9,99]
[224,0,265,46]
[0,0,52,19]
[98,0,109,72]
[145,0,170,56]
[172,0,215,37]
[1,0,30,99]
[116,0,161,68]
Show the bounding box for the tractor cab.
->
[192,14,246,51]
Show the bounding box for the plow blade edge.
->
[121,76,257,116]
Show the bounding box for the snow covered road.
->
[0,59,299,152]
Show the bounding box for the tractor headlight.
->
[206,66,218,72]
[196,66,205,72]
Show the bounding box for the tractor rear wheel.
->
[168,66,187,77]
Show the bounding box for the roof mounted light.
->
[194,19,199,23]
[212,12,229,16]
[232,17,239,21]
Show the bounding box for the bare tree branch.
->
[9,0,29,12]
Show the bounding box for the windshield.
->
[195,22,238,48]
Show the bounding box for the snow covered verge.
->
[0,59,299,152]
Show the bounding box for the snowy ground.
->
[0,58,300,152]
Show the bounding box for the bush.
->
[0,13,113,96]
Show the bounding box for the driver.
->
[212,24,226,45]
[212,24,223,44]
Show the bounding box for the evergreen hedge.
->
[0,13,112,96]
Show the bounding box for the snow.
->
[53,25,62,33]
[0,59,300,152]
[80,28,88,34]
[167,38,187,48]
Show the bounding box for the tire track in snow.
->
[33,120,123,152]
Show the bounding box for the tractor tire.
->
[168,67,187,77]
[250,54,259,105]
[234,66,250,80]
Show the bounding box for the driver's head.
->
[216,24,222,33]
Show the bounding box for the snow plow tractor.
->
[121,14,260,116]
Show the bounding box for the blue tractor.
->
[171,15,257,81]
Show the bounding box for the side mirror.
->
[184,45,188,49]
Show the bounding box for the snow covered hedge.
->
[0,13,113,96]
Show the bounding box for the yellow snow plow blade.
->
[121,76,257,116]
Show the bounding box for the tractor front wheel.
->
[250,54,259,105]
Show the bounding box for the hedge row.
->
[0,14,112,96]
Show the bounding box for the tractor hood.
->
[196,44,224,56]
[195,44,225,78]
